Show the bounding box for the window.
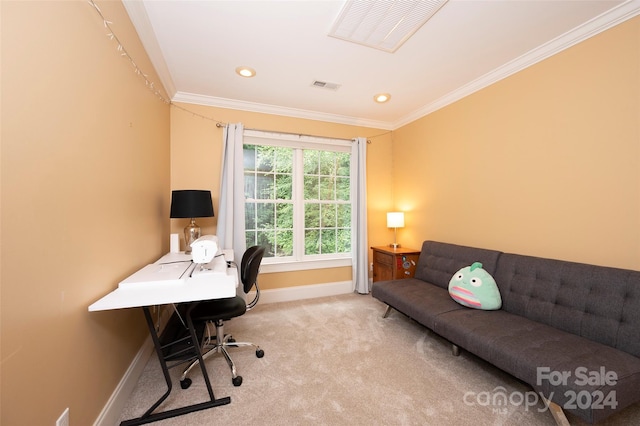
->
[243,130,352,270]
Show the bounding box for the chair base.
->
[180,319,263,388]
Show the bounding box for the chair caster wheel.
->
[228,336,236,343]
[232,376,243,387]
[256,348,265,358]
[180,378,192,389]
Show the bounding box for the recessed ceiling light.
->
[235,66,256,78]
[374,93,391,103]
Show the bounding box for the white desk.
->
[89,250,237,311]
[88,250,238,426]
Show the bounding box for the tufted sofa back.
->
[414,241,502,289]
[494,253,640,358]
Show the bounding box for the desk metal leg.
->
[120,306,230,426]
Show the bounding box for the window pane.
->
[275,174,292,199]
[319,176,335,200]
[244,172,256,199]
[243,145,256,169]
[305,203,320,228]
[256,146,274,172]
[305,229,320,255]
[304,175,318,200]
[275,230,293,256]
[276,202,293,228]
[245,202,256,229]
[319,151,336,175]
[304,150,319,174]
[274,147,293,173]
[337,152,350,176]
[321,229,336,253]
[336,204,351,227]
[336,177,350,201]
[257,230,274,256]
[256,203,274,228]
[256,172,274,199]
[337,229,351,253]
[245,231,256,248]
[320,204,336,227]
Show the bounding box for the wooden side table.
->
[371,246,421,282]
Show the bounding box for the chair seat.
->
[190,296,247,322]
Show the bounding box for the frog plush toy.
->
[448,262,502,310]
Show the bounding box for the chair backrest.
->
[240,246,265,308]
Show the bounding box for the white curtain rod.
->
[216,122,370,144]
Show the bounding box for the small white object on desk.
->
[190,235,219,264]
[170,233,180,253]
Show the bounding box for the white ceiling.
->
[124,0,640,130]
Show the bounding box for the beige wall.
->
[169,103,394,290]
[1,1,170,425]
[3,1,639,425]
[392,16,640,270]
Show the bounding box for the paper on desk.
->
[118,262,193,289]
[155,252,192,264]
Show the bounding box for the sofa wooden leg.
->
[382,305,393,318]
[452,344,460,356]
[541,396,570,426]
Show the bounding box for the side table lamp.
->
[387,211,405,249]
[170,190,214,254]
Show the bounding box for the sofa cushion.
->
[434,308,640,424]
[494,253,640,358]
[448,262,502,310]
[372,278,465,329]
[413,241,502,289]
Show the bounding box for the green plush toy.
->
[448,262,502,310]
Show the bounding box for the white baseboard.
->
[248,280,354,304]
[93,281,353,425]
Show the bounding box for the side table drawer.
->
[371,246,421,283]
[374,250,393,266]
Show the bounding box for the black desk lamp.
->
[170,190,214,254]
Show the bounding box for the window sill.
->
[260,257,352,273]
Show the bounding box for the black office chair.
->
[180,245,266,388]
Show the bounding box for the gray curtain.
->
[352,137,369,294]
[217,123,246,265]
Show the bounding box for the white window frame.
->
[243,130,353,273]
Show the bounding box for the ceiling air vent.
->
[311,80,341,91]
[329,0,449,53]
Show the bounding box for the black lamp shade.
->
[170,190,214,219]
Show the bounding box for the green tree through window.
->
[244,143,351,261]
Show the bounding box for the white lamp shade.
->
[387,212,405,228]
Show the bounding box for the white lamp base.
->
[389,226,400,249]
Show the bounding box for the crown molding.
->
[393,0,640,129]
[122,0,176,98]
[172,92,395,130]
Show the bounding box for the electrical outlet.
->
[56,408,69,426]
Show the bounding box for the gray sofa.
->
[372,240,640,424]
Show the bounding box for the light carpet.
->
[119,293,640,425]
